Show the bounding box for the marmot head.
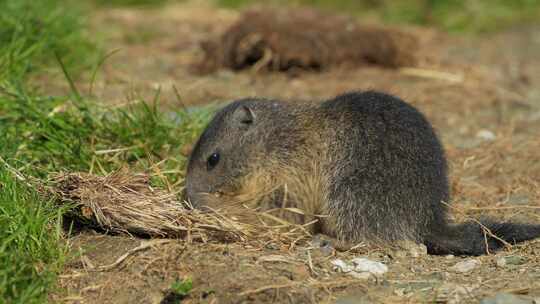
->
[185,98,289,208]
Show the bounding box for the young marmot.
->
[185,91,540,255]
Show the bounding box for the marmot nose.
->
[185,179,207,208]
[185,187,198,207]
[185,182,196,204]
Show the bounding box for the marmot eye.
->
[207,152,220,170]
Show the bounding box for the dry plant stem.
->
[468,206,540,210]
[398,67,464,83]
[502,287,530,294]
[0,155,34,188]
[92,239,172,272]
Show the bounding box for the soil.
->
[48,1,540,303]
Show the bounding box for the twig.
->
[94,146,137,155]
[94,239,172,271]
[81,285,102,293]
[306,250,317,276]
[467,206,540,211]
[503,287,530,294]
[399,68,463,83]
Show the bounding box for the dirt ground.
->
[50,1,540,303]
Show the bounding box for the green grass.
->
[217,0,540,33]
[1,83,211,176]
[0,0,97,83]
[170,278,193,297]
[0,170,68,304]
[161,278,193,303]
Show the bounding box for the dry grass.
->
[48,170,313,246]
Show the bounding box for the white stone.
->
[351,258,388,276]
[450,259,480,273]
[476,129,496,141]
[496,257,507,268]
[332,258,388,279]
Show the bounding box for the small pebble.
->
[450,259,480,273]
[496,256,526,267]
[436,283,476,304]
[351,258,388,276]
[480,292,534,304]
[496,257,507,268]
[476,129,496,141]
[507,193,530,206]
[425,271,445,281]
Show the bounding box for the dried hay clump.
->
[49,170,310,245]
[194,7,419,73]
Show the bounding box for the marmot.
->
[185,91,540,255]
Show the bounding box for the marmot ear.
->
[233,105,256,125]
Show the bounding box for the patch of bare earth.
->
[51,1,540,303]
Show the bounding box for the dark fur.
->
[186,91,540,255]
